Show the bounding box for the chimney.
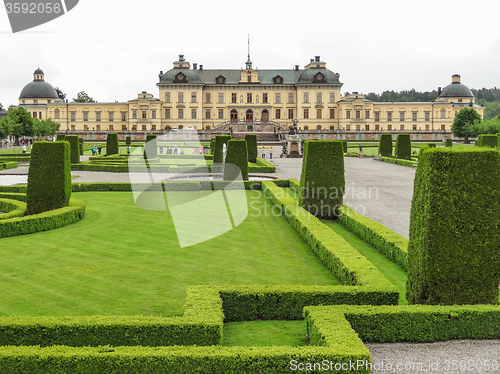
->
[310,59,314,63]
[193,63,197,70]
[315,56,320,62]
[160,70,163,75]
[295,65,299,71]
[438,87,442,96]
[199,65,203,70]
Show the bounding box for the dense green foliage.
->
[477,134,498,148]
[451,107,482,139]
[407,148,500,305]
[394,134,411,159]
[26,141,72,215]
[125,136,131,145]
[56,134,65,141]
[106,133,119,155]
[378,134,392,157]
[244,134,257,163]
[65,135,80,163]
[298,141,345,219]
[223,139,249,181]
[144,134,157,159]
[72,91,96,103]
[78,137,84,156]
[445,138,452,147]
[365,89,438,103]
[342,140,348,153]
[213,135,231,163]
[0,198,26,220]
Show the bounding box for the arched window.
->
[317,125,322,130]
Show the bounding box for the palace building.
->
[18,55,483,140]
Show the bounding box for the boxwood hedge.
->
[106,133,119,156]
[394,133,411,159]
[245,134,258,163]
[378,134,392,157]
[407,148,500,305]
[26,141,72,215]
[298,140,344,219]
[144,134,157,159]
[223,139,248,181]
[213,135,231,164]
[65,135,80,164]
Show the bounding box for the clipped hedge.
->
[342,140,348,153]
[106,133,119,155]
[394,133,411,159]
[56,134,66,141]
[79,137,84,156]
[144,134,157,159]
[407,148,500,305]
[1,162,17,170]
[298,140,344,219]
[26,141,72,215]
[248,157,276,173]
[245,134,258,163]
[378,156,417,168]
[223,139,249,181]
[378,134,392,157]
[125,135,131,145]
[0,198,26,220]
[0,198,85,238]
[263,181,398,301]
[65,135,80,164]
[478,134,498,148]
[213,135,231,164]
[340,205,409,270]
[445,138,453,147]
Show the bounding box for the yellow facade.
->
[19,59,483,137]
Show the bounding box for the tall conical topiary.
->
[245,134,258,163]
[213,135,231,164]
[378,134,392,157]
[298,140,345,220]
[26,141,71,215]
[223,139,249,181]
[106,133,119,155]
[144,134,157,159]
[395,134,411,159]
[445,138,453,147]
[406,148,500,305]
[65,135,80,163]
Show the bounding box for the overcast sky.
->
[1,0,499,108]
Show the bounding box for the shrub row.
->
[0,198,85,238]
[339,205,409,270]
[1,162,17,169]
[0,286,222,348]
[378,133,392,157]
[263,181,398,301]
[305,304,500,344]
[0,192,26,201]
[394,134,411,159]
[0,198,26,220]
[248,157,275,173]
[378,156,417,167]
[71,182,263,192]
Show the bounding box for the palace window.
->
[152,125,156,131]
[346,110,351,119]
[165,92,171,103]
[165,109,170,119]
[425,112,430,121]
[96,125,101,131]
[83,112,89,122]
[288,93,294,104]
[365,125,370,131]
[275,108,281,119]
[218,93,224,103]
[96,112,101,121]
[413,124,417,130]
[178,92,184,103]
[304,108,309,119]
[441,124,446,130]
[356,124,360,130]
[304,92,309,103]
[142,125,147,131]
[374,112,380,121]
[262,93,268,103]
[151,111,156,119]
[55,109,60,119]
[275,93,281,104]
[108,125,113,131]
[346,125,350,131]
[365,111,370,119]
[399,112,405,121]
[356,110,361,119]
[400,124,404,130]
[218,109,224,119]
[191,92,197,103]
[231,93,237,103]
[178,108,184,119]
[191,109,197,119]
[247,93,252,103]
[425,124,430,130]
[205,93,211,103]
[317,109,322,119]
[412,112,417,121]
[205,109,211,120]
[122,112,127,121]
[132,125,137,130]
[133,110,137,119]
[441,109,446,119]
[329,92,335,103]
[387,112,392,121]
[387,124,392,131]
[288,109,294,119]
[108,112,114,121]
[330,109,335,119]
[375,124,379,130]
[70,112,76,121]
[142,111,147,119]
[316,92,322,103]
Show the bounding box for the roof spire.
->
[245,34,252,69]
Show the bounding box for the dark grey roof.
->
[440,82,473,98]
[158,67,342,85]
[34,68,44,75]
[19,80,58,99]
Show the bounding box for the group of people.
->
[159,145,181,155]
[91,145,102,156]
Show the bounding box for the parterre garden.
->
[0,135,498,372]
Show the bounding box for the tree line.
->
[0,107,60,144]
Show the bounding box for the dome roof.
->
[297,68,341,84]
[34,68,44,75]
[439,75,473,98]
[19,80,58,99]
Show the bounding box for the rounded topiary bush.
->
[65,135,80,164]
[106,133,119,156]
[223,139,248,181]
[395,134,411,159]
[378,134,392,157]
[245,134,258,163]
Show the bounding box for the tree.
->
[73,91,96,103]
[33,118,60,137]
[451,107,482,142]
[5,107,34,144]
[0,102,4,111]
[55,87,66,101]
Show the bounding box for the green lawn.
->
[223,320,308,347]
[0,191,339,318]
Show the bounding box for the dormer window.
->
[273,75,283,84]
[314,72,325,83]
[216,75,226,84]
[174,72,187,83]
